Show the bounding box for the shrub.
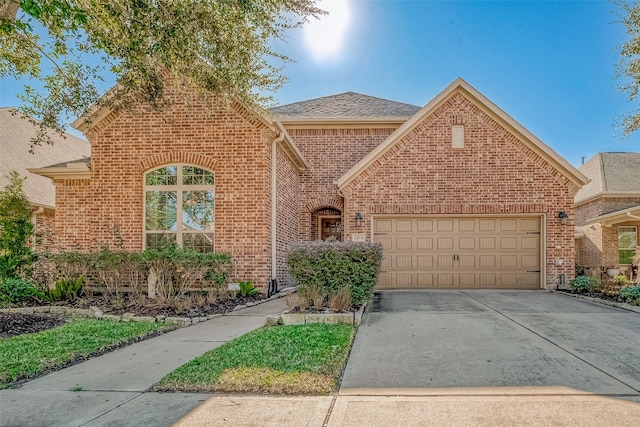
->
[287,241,383,307]
[0,277,44,307]
[43,276,84,302]
[0,172,36,279]
[568,275,600,292]
[613,274,630,286]
[620,284,640,305]
[143,243,232,299]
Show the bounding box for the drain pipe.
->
[270,126,286,296]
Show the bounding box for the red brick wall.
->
[54,88,275,288]
[340,92,579,288]
[275,141,301,287]
[33,209,56,252]
[575,197,640,268]
[288,128,395,239]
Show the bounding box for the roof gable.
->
[0,108,90,208]
[270,92,421,121]
[337,78,588,190]
[575,152,640,205]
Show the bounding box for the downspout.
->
[271,126,286,295]
[31,207,45,249]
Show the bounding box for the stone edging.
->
[0,286,298,327]
[265,300,367,326]
[552,290,640,314]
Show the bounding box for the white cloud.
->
[303,0,351,62]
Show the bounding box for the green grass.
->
[0,319,173,388]
[154,323,355,394]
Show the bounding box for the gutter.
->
[271,126,286,287]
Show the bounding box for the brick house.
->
[575,152,640,278]
[1,108,90,251]
[32,78,587,290]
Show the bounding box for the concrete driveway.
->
[341,290,640,398]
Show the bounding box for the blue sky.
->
[273,0,638,167]
[0,0,637,167]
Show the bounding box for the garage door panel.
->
[500,237,517,250]
[396,255,413,268]
[459,255,475,268]
[417,237,433,250]
[378,237,393,251]
[417,255,433,268]
[417,273,433,287]
[437,255,454,268]
[396,220,413,232]
[437,237,454,250]
[459,237,475,249]
[373,217,541,289]
[417,220,433,232]
[479,237,496,249]
[375,220,392,233]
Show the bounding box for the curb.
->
[552,290,640,314]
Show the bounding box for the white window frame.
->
[143,164,215,251]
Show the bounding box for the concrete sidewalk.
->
[0,297,288,427]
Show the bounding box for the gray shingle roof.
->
[575,152,640,203]
[270,92,421,120]
[0,108,91,208]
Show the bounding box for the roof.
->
[270,92,421,122]
[574,152,640,205]
[585,203,640,226]
[0,108,91,209]
[337,78,589,190]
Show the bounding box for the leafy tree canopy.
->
[615,0,640,136]
[0,0,322,145]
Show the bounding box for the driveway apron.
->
[340,290,640,398]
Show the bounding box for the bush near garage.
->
[620,284,640,305]
[287,241,383,308]
[568,275,600,292]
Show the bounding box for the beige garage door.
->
[374,217,541,289]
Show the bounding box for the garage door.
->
[374,217,541,289]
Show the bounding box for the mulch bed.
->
[557,289,627,304]
[0,313,67,338]
[1,293,268,339]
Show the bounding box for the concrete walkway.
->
[3,290,640,426]
[0,297,288,427]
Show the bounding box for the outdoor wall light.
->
[558,211,568,226]
[355,212,363,227]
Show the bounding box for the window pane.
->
[182,190,214,231]
[183,166,214,185]
[618,227,637,250]
[145,191,177,230]
[146,233,176,249]
[620,249,635,265]
[145,166,178,186]
[183,233,214,252]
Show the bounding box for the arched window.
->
[144,165,215,252]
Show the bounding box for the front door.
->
[321,217,342,241]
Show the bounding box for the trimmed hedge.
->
[287,241,383,306]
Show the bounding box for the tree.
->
[0,172,36,279]
[615,0,640,136]
[0,0,322,145]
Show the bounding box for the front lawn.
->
[0,319,173,388]
[153,323,355,394]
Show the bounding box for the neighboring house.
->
[575,152,640,276]
[0,108,90,250]
[31,78,587,290]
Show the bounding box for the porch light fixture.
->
[355,212,363,227]
[558,211,568,226]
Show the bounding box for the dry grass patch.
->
[217,367,334,394]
